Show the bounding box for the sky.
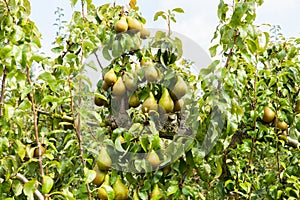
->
[29,0,300,57]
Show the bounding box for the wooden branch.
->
[16,173,44,200]
[0,65,7,119]
[224,29,239,69]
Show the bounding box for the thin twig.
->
[16,173,44,200]
[93,52,103,70]
[0,65,7,119]
[26,65,45,197]
[224,30,239,69]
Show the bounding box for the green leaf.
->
[172,8,184,13]
[154,11,165,21]
[84,167,96,184]
[0,45,12,58]
[38,72,57,92]
[70,0,78,7]
[209,44,218,57]
[42,175,54,194]
[24,179,37,200]
[12,180,23,196]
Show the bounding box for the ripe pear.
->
[140,27,150,39]
[114,16,128,33]
[142,92,158,113]
[172,76,187,100]
[98,174,113,200]
[94,95,106,107]
[34,144,46,158]
[129,92,140,108]
[150,184,163,200]
[173,99,184,112]
[262,106,275,123]
[295,100,300,113]
[102,81,110,91]
[104,69,117,86]
[275,119,288,130]
[92,165,106,186]
[144,65,158,82]
[113,176,129,200]
[124,73,137,91]
[112,77,126,97]
[159,88,174,113]
[127,16,142,32]
[146,150,160,168]
[97,147,112,170]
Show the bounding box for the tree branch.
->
[16,173,44,200]
[0,65,7,119]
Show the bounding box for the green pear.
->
[98,174,113,200]
[144,65,158,82]
[146,150,160,168]
[92,165,106,186]
[262,106,275,123]
[113,175,129,200]
[129,92,140,108]
[140,27,150,39]
[159,88,174,113]
[114,16,128,33]
[150,184,163,200]
[102,80,110,91]
[142,92,158,113]
[97,147,112,170]
[104,69,117,86]
[124,73,137,91]
[172,76,187,99]
[295,100,300,113]
[112,77,126,97]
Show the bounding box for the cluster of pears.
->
[114,15,150,39]
[262,106,289,131]
[140,76,187,114]
[92,147,129,200]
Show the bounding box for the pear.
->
[98,174,113,200]
[124,73,137,91]
[132,190,140,200]
[94,95,106,107]
[102,81,110,91]
[275,119,288,130]
[159,88,174,113]
[34,144,46,158]
[112,77,126,97]
[129,92,140,108]
[127,16,142,32]
[104,69,117,86]
[150,184,163,200]
[97,147,112,170]
[114,16,128,33]
[173,99,184,112]
[295,100,300,113]
[92,165,106,186]
[146,150,160,168]
[113,175,129,200]
[172,76,188,100]
[144,65,158,82]
[140,27,150,39]
[142,92,158,113]
[262,106,275,123]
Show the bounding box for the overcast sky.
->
[29,0,300,56]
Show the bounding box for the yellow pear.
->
[114,16,128,33]
[104,69,117,86]
[295,100,300,113]
[129,92,140,108]
[124,73,137,91]
[275,119,288,130]
[92,165,106,186]
[112,77,126,97]
[132,190,140,200]
[102,81,110,91]
[142,92,158,113]
[113,175,129,200]
[140,27,150,39]
[98,174,113,200]
[172,76,187,100]
[127,16,142,32]
[146,150,160,168]
[262,106,275,123]
[144,65,158,82]
[159,88,174,113]
[97,147,112,170]
[173,99,184,112]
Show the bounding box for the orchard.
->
[0,0,300,200]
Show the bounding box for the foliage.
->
[0,0,299,199]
